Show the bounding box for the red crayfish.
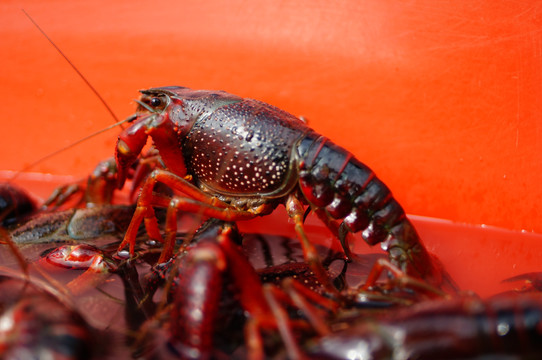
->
[112,86,453,292]
[307,292,542,359]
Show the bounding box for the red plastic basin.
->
[1,0,541,297]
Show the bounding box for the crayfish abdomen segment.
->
[292,132,449,287]
[296,134,407,245]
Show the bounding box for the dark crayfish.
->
[0,275,98,360]
[0,183,37,227]
[136,219,348,360]
[113,86,452,291]
[308,293,542,360]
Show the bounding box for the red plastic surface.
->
[1,1,542,296]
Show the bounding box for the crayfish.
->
[105,86,455,293]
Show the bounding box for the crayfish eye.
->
[150,97,162,107]
[136,94,168,114]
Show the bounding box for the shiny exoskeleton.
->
[0,276,96,360]
[0,183,37,227]
[309,293,542,359]
[115,86,448,290]
[137,220,338,360]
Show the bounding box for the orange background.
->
[2,0,540,233]
[1,1,542,294]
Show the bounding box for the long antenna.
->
[12,117,134,180]
[22,9,120,124]
[11,10,134,181]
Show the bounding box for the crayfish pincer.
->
[115,86,454,292]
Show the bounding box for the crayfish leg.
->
[360,258,447,299]
[502,272,542,292]
[278,277,338,336]
[218,225,330,359]
[43,157,119,209]
[286,195,341,297]
[312,207,356,261]
[261,283,306,360]
[169,222,308,359]
[118,169,259,261]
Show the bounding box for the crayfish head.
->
[114,88,182,189]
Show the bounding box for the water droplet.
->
[246,130,254,141]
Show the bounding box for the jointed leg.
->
[360,258,447,299]
[286,195,340,297]
[118,169,258,260]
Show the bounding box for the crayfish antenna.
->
[10,119,134,183]
[10,10,132,183]
[0,226,76,305]
[21,9,121,126]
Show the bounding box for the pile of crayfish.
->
[1,87,541,359]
